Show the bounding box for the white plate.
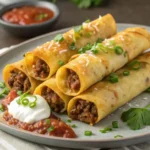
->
[0,23,150,149]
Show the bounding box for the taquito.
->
[3,60,41,93]
[24,14,116,81]
[56,27,150,96]
[34,77,71,113]
[67,52,150,125]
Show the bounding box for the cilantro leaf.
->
[54,34,64,42]
[121,108,150,130]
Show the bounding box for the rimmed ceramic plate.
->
[0,23,150,149]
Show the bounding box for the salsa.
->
[2,6,54,25]
[1,90,76,138]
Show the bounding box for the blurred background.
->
[0,0,149,49]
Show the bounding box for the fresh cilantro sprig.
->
[71,0,104,9]
[121,104,150,130]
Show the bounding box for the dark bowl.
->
[0,1,60,37]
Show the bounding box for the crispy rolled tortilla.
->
[67,52,150,125]
[3,60,41,93]
[24,14,116,81]
[34,77,71,113]
[56,27,150,96]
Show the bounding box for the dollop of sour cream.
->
[8,95,51,124]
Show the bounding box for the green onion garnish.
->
[54,34,64,42]
[29,102,36,108]
[96,38,103,43]
[84,130,92,136]
[99,127,112,133]
[0,82,5,88]
[71,124,77,128]
[47,126,55,132]
[35,13,48,20]
[67,119,72,123]
[22,98,29,106]
[74,25,83,33]
[0,104,4,112]
[128,60,141,70]
[46,119,51,125]
[114,46,123,55]
[109,40,116,46]
[114,135,123,138]
[58,60,64,66]
[108,73,119,83]
[123,70,130,76]
[69,42,76,50]
[17,90,23,96]
[84,19,90,23]
[112,121,119,128]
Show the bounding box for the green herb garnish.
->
[58,60,64,66]
[35,13,48,20]
[0,82,5,88]
[17,90,22,96]
[123,70,130,76]
[69,42,76,50]
[84,130,92,136]
[46,119,51,125]
[121,104,150,130]
[54,34,64,42]
[47,126,55,132]
[112,121,119,128]
[0,87,10,98]
[74,25,83,33]
[114,46,123,55]
[67,119,72,123]
[71,124,77,128]
[0,104,4,112]
[114,135,123,138]
[29,102,36,108]
[84,19,90,23]
[128,60,141,70]
[99,127,112,133]
[108,73,119,83]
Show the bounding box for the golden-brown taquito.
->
[67,52,150,125]
[56,27,150,96]
[34,77,71,113]
[3,60,41,93]
[24,14,116,81]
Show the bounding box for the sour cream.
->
[8,95,51,124]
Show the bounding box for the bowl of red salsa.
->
[0,1,60,37]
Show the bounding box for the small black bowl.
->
[0,1,60,37]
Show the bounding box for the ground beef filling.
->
[8,69,31,92]
[66,69,80,91]
[41,86,65,113]
[70,99,98,124]
[32,58,50,79]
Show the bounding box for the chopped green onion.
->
[96,43,108,53]
[17,90,22,96]
[58,60,64,66]
[0,87,10,98]
[96,38,103,43]
[46,119,51,124]
[0,82,5,88]
[112,121,119,128]
[35,13,48,20]
[47,126,55,132]
[29,102,36,108]
[114,135,123,138]
[84,19,90,23]
[69,42,76,50]
[54,34,64,42]
[114,46,123,55]
[84,130,92,136]
[22,98,29,106]
[99,127,112,133]
[109,40,116,46]
[67,119,72,123]
[17,99,21,105]
[128,60,141,70]
[71,124,77,128]
[74,25,83,33]
[146,87,150,93]
[108,73,119,83]
[85,32,92,37]
[78,43,92,54]
[123,70,130,76]
[0,104,4,112]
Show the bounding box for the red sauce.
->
[2,6,54,25]
[1,90,76,138]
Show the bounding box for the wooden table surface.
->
[0,0,150,49]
